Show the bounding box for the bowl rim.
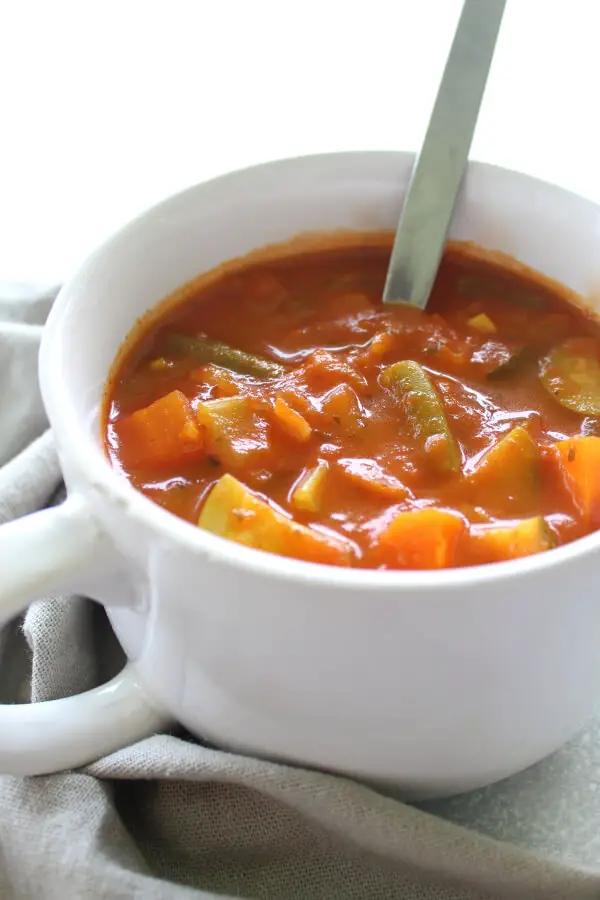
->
[41,149,600,594]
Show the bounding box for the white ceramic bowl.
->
[1,152,600,799]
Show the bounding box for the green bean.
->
[380,360,460,474]
[166,333,285,379]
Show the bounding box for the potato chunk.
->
[291,462,329,513]
[199,474,353,566]
[466,426,539,513]
[196,397,270,467]
[470,516,554,563]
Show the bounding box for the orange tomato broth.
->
[104,236,600,571]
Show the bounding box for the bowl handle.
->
[0,494,170,775]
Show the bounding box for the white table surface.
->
[3,0,600,870]
[1,0,599,284]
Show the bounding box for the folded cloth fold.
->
[1,284,600,899]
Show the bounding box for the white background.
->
[0,0,598,284]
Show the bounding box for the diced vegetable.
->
[116,389,204,467]
[196,396,270,467]
[337,458,410,499]
[539,338,600,414]
[166,333,285,379]
[320,384,364,434]
[470,516,554,563]
[376,507,465,569]
[380,360,460,474]
[272,396,312,443]
[552,435,600,525]
[466,426,539,511]
[198,473,353,566]
[468,312,496,334]
[291,461,329,512]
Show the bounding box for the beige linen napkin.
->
[1,285,600,900]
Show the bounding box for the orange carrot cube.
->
[552,436,600,526]
[116,390,204,468]
[376,507,466,569]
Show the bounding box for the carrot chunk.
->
[376,507,465,569]
[116,390,204,468]
[552,435,600,526]
[272,396,312,443]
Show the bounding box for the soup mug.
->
[2,152,600,799]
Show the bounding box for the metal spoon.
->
[382,0,507,309]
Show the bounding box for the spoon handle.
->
[383,0,507,308]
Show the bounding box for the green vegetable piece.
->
[539,338,600,415]
[380,360,460,474]
[166,333,285,379]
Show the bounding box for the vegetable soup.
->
[104,238,600,570]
